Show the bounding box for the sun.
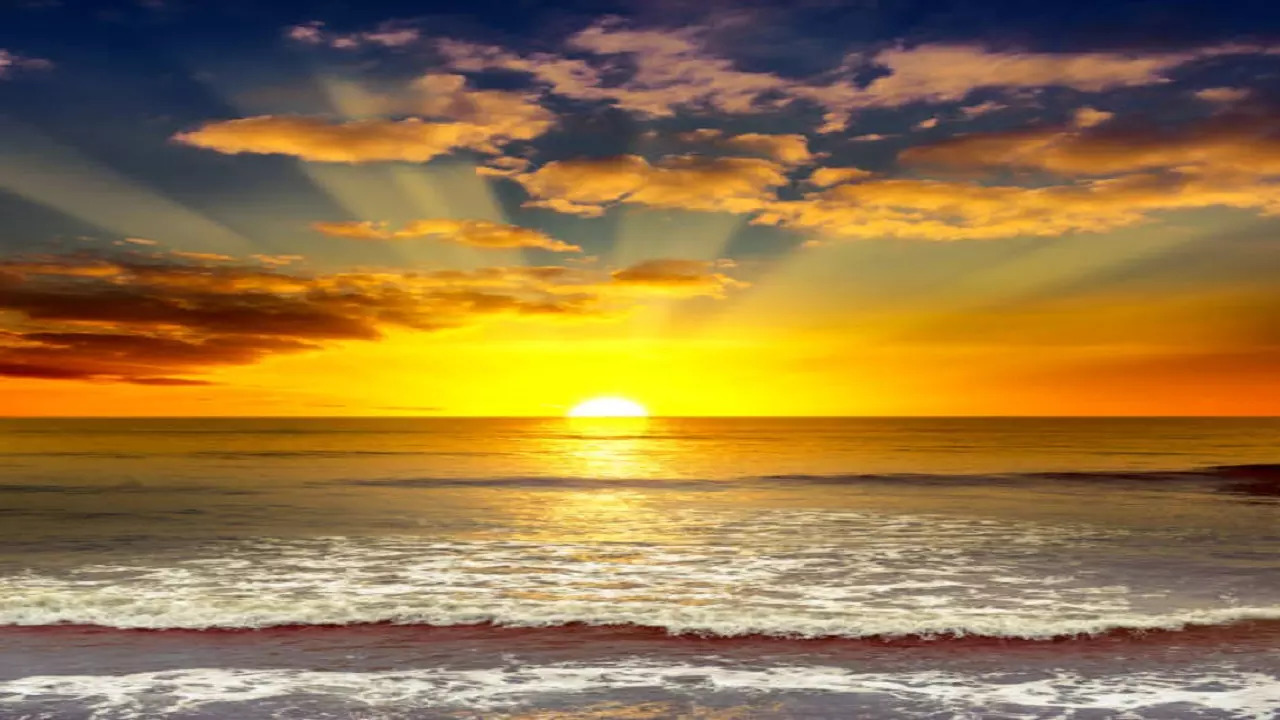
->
[567,397,649,418]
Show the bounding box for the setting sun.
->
[567,397,650,418]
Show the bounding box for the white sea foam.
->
[1,662,1276,718]
[1,520,1276,637]
[2,590,1277,637]
[0,509,1273,637]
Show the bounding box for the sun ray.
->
[0,117,256,255]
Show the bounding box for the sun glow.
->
[567,397,649,418]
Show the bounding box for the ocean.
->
[0,417,1276,719]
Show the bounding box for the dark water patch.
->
[759,465,1280,496]
[0,482,266,496]
[0,452,152,459]
[335,465,1280,494]
[1210,464,1280,497]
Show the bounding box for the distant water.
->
[0,417,1277,719]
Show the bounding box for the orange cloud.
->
[170,251,236,262]
[407,74,553,138]
[512,154,789,216]
[608,259,747,298]
[755,172,1280,241]
[1194,87,1251,104]
[808,167,873,187]
[476,155,531,177]
[173,116,488,163]
[312,218,580,252]
[174,75,553,163]
[481,107,1280,240]
[250,254,304,267]
[900,109,1280,177]
[720,133,815,165]
[667,129,813,165]
[798,43,1275,131]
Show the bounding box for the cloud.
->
[441,20,1277,134]
[663,129,813,165]
[173,116,490,163]
[754,171,1280,241]
[1194,87,1252,104]
[170,251,236,262]
[900,109,1280,177]
[808,167,873,187]
[500,107,1280,239]
[439,20,795,118]
[405,74,554,138]
[1072,107,1114,128]
[174,75,553,164]
[959,101,1007,119]
[249,254,303,267]
[798,42,1275,131]
[285,20,420,50]
[914,117,940,130]
[509,154,789,216]
[719,133,814,165]
[0,49,53,79]
[843,111,1279,240]
[861,44,1200,101]
[608,259,747,298]
[476,155,531,177]
[0,251,742,384]
[311,219,580,252]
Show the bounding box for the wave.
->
[760,464,1280,495]
[3,662,1274,717]
[4,602,1278,639]
[325,464,1280,495]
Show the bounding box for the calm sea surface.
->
[0,417,1277,718]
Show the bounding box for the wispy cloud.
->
[285,20,421,50]
[0,49,53,79]
[311,219,580,252]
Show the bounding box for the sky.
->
[0,0,1278,416]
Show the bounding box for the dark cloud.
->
[0,251,744,384]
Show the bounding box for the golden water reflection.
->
[561,416,665,480]
[518,417,686,544]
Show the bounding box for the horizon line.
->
[2,415,1279,420]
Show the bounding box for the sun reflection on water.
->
[562,416,662,480]
[517,417,680,543]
